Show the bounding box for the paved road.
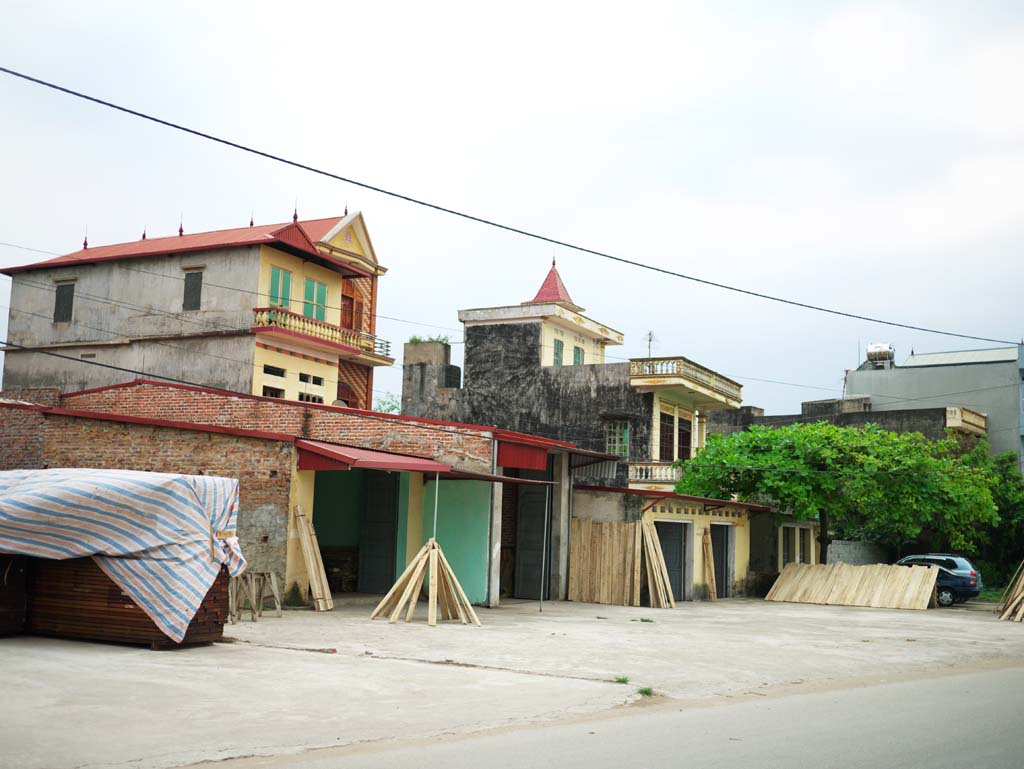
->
[224,666,1024,769]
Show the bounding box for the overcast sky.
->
[1,1,1022,414]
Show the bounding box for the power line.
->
[0,64,1016,347]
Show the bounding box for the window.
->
[659,413,675,461]
[262,386,284,398]
[678,418,693,461]
[269,266,292,308]
[553,339,564,366]
[606,420,629,458]
[782,527,793,565]
[183,271,203,311]
[298,392,324,404]
[303,278,327,321]
[573,346,585,366]
[799,529,810,563]
[298,373,324,386]
[263,364,286,378]
[53,282,74,322]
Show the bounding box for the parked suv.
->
[895,554,982,606]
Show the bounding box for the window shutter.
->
[53,283,74,322]
[303,278,316,318]
[553,339,563,365]
[269,267,281,306]
[282,270,291,305]
[315,281,327,321]
[353,299,364,331]
[183,271,203,311]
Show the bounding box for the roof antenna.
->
[178,214,184,237]
[646,331,656,358]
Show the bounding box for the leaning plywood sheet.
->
[766,562,937,611]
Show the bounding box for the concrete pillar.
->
[486,473,503,608]
[549,452,571,601]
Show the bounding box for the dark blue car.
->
[896,554,982,606]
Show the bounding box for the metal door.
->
[514,484,549,599]
[655,521,684,601]
[357,470,398,594]
[710,525,729,598]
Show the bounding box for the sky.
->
[1,1,1022,414]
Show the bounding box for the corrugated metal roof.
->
[901,347,1018,367]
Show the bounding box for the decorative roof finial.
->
[249,211,254,228]
[82,234,88,249]
[178,222,184,237]
[293,207,298,224]
[141,227,146,240]
[344,203,348,217]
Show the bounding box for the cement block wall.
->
[827,539,892,566]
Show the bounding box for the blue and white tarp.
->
[0,468,247,642]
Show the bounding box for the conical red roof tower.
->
[523,261,583,312]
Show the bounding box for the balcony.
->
[252,307,392,363]
[628,461,682,486]
[630,356,742,410]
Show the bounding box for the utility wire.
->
[0,65,1016,346]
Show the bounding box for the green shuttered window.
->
[573,345,585,366]
[270,266,292,308]
[553,338,564,365]
[303,278,327,321]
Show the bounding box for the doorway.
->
[357,470,398,594]
[709,524,732,599]
[512,469,552,600]
[654,520,691,602]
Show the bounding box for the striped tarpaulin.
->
[0,468,247,642]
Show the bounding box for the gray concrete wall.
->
[828,539,891,566]
[707,405,954,442]
[2,334,256,394]
[572,489,627,522]
[402,326,652,484]
[4,246,263,392]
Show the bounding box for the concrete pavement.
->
[3,598,1023,769]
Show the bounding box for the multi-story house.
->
[1,212,392,409]
[844,345,1024,472]
[402,261,743,488]
[402,263,765,601]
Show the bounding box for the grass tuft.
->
[613,675,630,685]
[637,687,655,697]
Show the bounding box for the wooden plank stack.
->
[996,560,1024,622]
[766,562,938,611]
[370,538,481,627]
[26,557,229,647]
[567,518,674,608]
[294,505,333,611]
[0,556,27,636]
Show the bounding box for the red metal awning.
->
[295,439,450,473]
[439,470,555,486]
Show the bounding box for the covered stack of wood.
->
[27,558,229,648]
[996,561,1024,622]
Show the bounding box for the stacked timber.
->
[996,561,1024,622]
[0,556,27,636]
[766,562,938,611]
[371,538,480,626]
[567,519,674,608]
[26,557,229,648]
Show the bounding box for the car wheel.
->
[936,587,956,607]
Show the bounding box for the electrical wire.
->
[0,65,1017,346]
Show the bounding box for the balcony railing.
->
[253,307,391,358]
[630,356,741,403]
[628,461,682,484]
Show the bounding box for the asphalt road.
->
[225,665,1024,769]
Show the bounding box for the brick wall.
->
[0,406,47,470]
[24,411,295,581]
[61,381,493,472]
[0,387,62,406]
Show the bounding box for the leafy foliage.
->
[407,334,450,345]
[373,393,401,414]
[676,422,1000,558]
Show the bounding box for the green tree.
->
[373,393,401,414]
[675,422,999,563]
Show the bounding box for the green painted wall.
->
[312,469,363,547]
[395,473,410,580]
[423,479,491,605]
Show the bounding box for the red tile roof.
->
[525,265,578,308]
[1,216,345,275]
